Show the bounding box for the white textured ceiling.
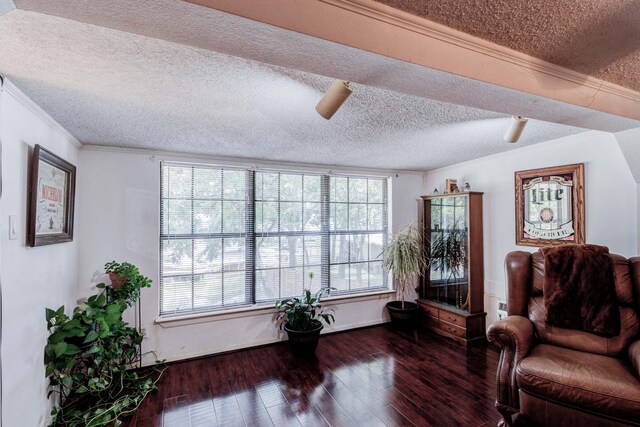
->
[11,0,638,133]
[0,1,14,16]
[0,7,588,170]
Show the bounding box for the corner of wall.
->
[613,128,640,255]
[0,80,81,427]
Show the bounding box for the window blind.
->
[160,162,389,317]
[160,163,254,315]
[328,176,388,293]
[254,171,324,302]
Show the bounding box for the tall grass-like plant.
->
[381,224,428,309]
[431,221,468,283]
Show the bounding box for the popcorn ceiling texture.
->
[11,0,638,134]
[0,11,587,170]
[0,0,15,16]
[375,0,640,91]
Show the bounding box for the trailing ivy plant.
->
[45,262,164,427]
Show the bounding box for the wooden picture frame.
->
[515,163,584,247]
[446,178,458,194]
[28,145,76,247]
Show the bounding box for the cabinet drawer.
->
[439,321,465,337]
[440,310,465,326]
[421,305,439,318]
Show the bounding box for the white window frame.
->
[160,161,390,318]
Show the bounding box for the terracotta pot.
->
[108,272,126,289]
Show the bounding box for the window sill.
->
[155,289,396,328]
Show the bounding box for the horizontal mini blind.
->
[160,162,389,317]
[254,171,324,302]
[160,162,253,315]
[328,176,388,293]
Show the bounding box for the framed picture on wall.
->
[27,144,76,247]
[515,163,585,247]
[446,178,458,193]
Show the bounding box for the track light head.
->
[504,115,528,143]
[315,80,352,120]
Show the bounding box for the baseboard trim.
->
[143,319,390,366]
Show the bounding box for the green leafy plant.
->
[103,261,152,306]
[275,273,335,331]
[380,223,428,309]
[45,262,164,427]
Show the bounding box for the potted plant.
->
[274,273,335,356]
[380,223,428,325]
[45,262,164,426]
[103,261,152,306]
[430,221,468,308]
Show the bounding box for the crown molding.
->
[0,77,82,148]
[327,0,640,102]
[80,144,426,175]
[187,0,640,121]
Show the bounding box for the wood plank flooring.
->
[123,325,501,427]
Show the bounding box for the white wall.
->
[424,131,638,324]
[0,80,80,426]
[76,148,425,364]
[615,128,640,183]
[614,127,640,254]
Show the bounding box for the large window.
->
[160,162,388,316]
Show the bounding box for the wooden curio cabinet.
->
[417,192,486,344]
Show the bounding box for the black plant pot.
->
[386,301,420,327]
[283,320,324,356]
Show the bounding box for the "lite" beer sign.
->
[522,175,574,241]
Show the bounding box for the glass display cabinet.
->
[417,192,486,344]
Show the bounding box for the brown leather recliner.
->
[487,251,640,427]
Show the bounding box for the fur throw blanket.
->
[540,244,620,337]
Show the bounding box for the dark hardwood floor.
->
[124,325,501,427]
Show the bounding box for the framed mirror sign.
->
[515,163,584,247]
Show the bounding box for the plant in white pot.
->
[380,223,428,325]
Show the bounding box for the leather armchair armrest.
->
[629,340,640,379]
[487,315,535,421]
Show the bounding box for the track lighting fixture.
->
[315,80,352,120]
[503,115,528,143]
